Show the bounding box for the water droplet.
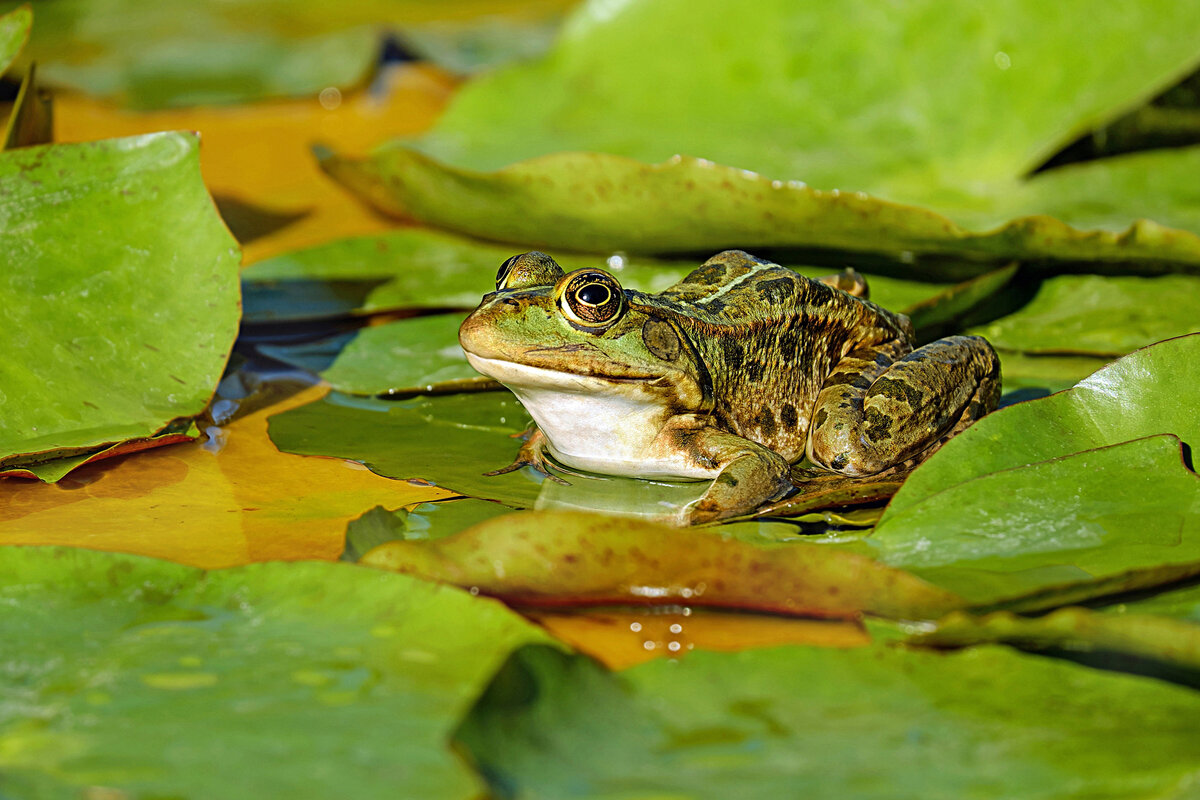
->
[669,623,682,634]
[994,51,1012,70]
[643,640,656,650]
[667,641,682,652]
[630,621,642,632]
[319,87,343,109]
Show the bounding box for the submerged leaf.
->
[457,643,1200,800]
[0,133,241,480]
[361,510,964,620]
[0,546,550,799]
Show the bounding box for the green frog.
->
[459,250,1000,523]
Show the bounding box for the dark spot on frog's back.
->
[757,407,777,438]
[873,377,925,408]
[756,276,797,303]
[642,318,681,361]
[780,403,798,430]
[723,339,744,369]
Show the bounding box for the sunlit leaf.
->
[322,148,1200,270]
[968,274,1200,355]
[321,314,490,396]
[456,643,1200,799]
[0,4,30,78]
[361,510,964,620]
[0,133,241,480]
[1,60,52,150]
[889,333,1200,516]
[0,546,551,799]
[0,386,448,568]
[993,349,1112,393]
[913,608,1200,677]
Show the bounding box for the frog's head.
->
[459,252,707,410]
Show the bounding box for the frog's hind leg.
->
[807,335,1000,476]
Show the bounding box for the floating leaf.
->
[862,434,1200,610]
[342,498,511,562]
[457,643,1200,800]
[992,349,1112,393]
[321,314,492,396]
[0,386,447,568]
[0,133,241,480]
[397,0,1200,191]
[322,148,1200,271]
[0,4,30,78]
[1110,581,1200,623]
[2,60,53,150]
[362,510,964,620]
[968,274,1200,355]
[0,546,550,799]
[0,420,199,482]
[888,333,1200,517]
[902,263,1019,341]
[913,608,1200,677]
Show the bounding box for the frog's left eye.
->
[496,251,566,291]
[556,269,625,328]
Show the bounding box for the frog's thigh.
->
[655,422,792,523]
[807,335,1000,476]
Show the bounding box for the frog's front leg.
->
[485,426,568,484]
[653,417,793,524]
[807,335,1000,476]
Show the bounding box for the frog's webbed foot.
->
[670,428,792,525]
[483,427,570,485]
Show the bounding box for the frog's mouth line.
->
[463,352,662,390]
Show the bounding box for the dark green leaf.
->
[457,643,1200,799]
[0,546,550,799]
[0,133,241,480]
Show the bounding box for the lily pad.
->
[321,314,492,396]
[887,333,1200,516]
[322,148,1200,271]
[1110,581,1200,622]
[992,349,1113,393]
[456,643,1200,800]
[0,132,241,480]
[0,546,551,799]
[0,4,30,78]
[0,420,199,482]
[968,274,1200,355]
[361,510,964,620]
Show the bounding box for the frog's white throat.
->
[463,353,713,480]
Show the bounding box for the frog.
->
[458,249,1000,524]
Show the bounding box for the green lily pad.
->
[362,509,963,620]
[341,498,512,562]
[888,333,1200,516]
[456,643,1200,800]
[993,350,1112,394]
[0,546,551,799]
[268,390,544,507]
[321,314,491,396]
[0,420,200,482]
[322,148,1200,271]
[912,608,1200,678]
[902,263,1020,341]
[0,133,241,480]
[1110,581,1200,623]
[968,274,1200,355]
[399,0,1200,191]
[0,3,30,78]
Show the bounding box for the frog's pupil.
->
[577,283,610,306]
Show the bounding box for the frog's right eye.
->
[556,269,625,329]
[496,252,566,291]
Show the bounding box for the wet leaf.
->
[342,498,511,562]
[888,334,1200,517]
[0,546,550,799]
[0,133,241,480]
[912,608,1200,677]
[0,4,29,77]
[361,510,964,620]
[322,148,1200,270]
[321,314,491,396]
[268,390,544,508]
[456,643,1200,800]
[968,274,1200,355]
[0,386,448,569]
[2,60,52,150]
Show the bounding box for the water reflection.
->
[533,458,708,526]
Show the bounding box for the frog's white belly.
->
[465,354,715,481]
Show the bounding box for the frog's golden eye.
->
[496,251,566,291]
[556,269,625,328]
